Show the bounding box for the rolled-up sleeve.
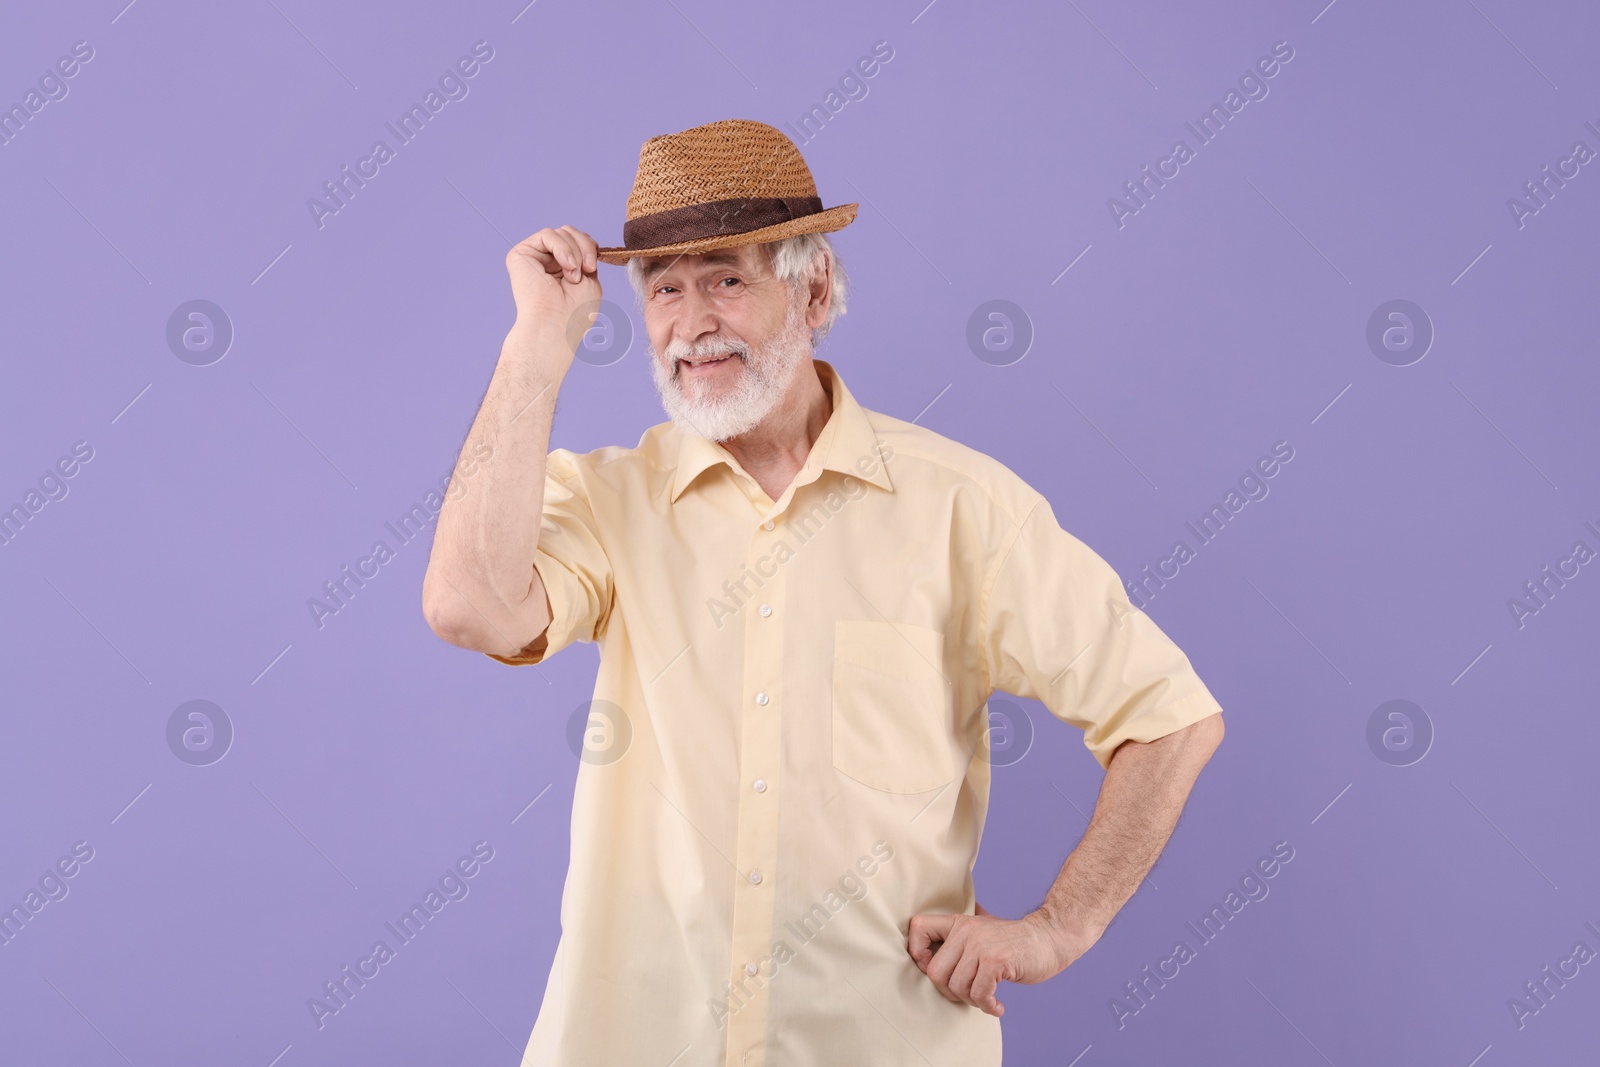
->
[486,448,614,667]
[981,495,1223,769]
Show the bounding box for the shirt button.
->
[762,520,775,531]
[753,778,767,793]
[755,691,769,706]
[749,869,763,885]
[759,603,772,617]
[745,961,758,976]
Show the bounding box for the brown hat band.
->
[622,196,824,251]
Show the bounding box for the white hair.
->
[626,232,849,344]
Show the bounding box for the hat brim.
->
[595,203,858,265]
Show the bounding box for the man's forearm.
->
[1032,712,1224,957]
[906,712,1224,1013]
[422,320,569,649]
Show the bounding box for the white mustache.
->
[667,335,751,367]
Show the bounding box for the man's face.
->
[638,243,813,442]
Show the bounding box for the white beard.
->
[650,300,811,442]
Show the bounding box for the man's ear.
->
[805,254,832,332]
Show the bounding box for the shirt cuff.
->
[1085,688,1224,771]
[482,554,573,667]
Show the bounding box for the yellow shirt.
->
[490,358,1224,1066]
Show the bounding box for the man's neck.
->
[720,357,834,502]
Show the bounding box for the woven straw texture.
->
[596,119,857,263]
[625,119,816,218]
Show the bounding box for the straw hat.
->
[595,119,858,265]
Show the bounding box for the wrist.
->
[1026,904,1102,969]
[501,321,575,374]
[506,314,571,351]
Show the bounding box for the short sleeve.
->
[485,448,614,666]
[982,496,1223,769]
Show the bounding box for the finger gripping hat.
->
[595,118,858,265]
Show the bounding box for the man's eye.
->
[718,277,740,287]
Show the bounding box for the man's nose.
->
[674,284,722,339]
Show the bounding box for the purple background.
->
[3,1,1597,1064]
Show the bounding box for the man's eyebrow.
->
[643,249,751,282]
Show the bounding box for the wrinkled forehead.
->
[638,244,773,283]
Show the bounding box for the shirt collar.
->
[669,359,894,504]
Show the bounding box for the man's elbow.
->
[421,585,548,658]
[424,606,519,655]
[423,597,478,650]
[421,580,491,651]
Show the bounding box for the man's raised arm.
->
[421,226,601,657]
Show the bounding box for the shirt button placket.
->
[724,514,785,1064]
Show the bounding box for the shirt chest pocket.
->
[831,619,957,794]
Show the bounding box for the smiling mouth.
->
[679,353,741,370]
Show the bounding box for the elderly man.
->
[422,119,1224,1066]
